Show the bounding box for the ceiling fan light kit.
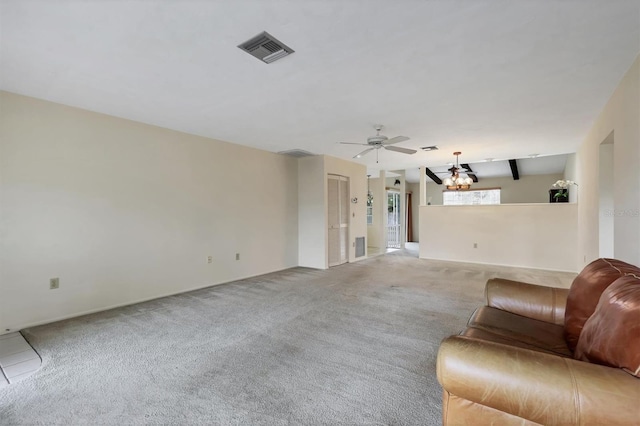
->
[443,151,474,191]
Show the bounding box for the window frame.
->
[442,187,501,206]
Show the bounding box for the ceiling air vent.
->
[238,32,294,64]
[278,149,315,158]
[421,145,439,151]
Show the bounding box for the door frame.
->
[327,174,350,267]
[386,189,401,249]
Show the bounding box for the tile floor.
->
[0,332,41,387]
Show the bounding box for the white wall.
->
[298,155,367,268]
[407,182,420,242]
[423,173,564,205]
[419,204,578,272]
[367,177,384,248]
[297,156,326,269]
[563,153,578,203]
[598,140,614,258]
[575,55,639,267]
[0,91,299,332]
[324,156,367,263]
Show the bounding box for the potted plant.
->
[554,189,569,201]
[551,180,578,203]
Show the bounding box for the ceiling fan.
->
[435,151,478,190]
[339,125,416,163]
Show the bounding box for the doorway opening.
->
[387,190,401,249]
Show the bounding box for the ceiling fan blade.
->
[383,145,417,155]
[339,142,369,145]
[353,148,375,158]
[382,136,410,145]
[433,166,461,174]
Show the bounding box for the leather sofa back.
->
[564,258,640,350]
[574,274,640,377]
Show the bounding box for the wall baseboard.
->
[1,266,297,336]
[418,256,579,274]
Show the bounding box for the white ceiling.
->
[2,1,639,176]
[408,153,568,183]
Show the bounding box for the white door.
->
[328,175,349,267]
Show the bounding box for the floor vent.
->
[238,32,294,64]
[355,237,366,257]
[278,149,315,158]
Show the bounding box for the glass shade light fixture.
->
[443,151,474,190]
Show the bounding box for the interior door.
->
[328,174,349,267]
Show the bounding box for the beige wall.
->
[368,173,412,247]
[573,55,639,267]
[563,153,577,203]
[366,176,384,248]
[401,173,561,244]
[325,156,368,263]
[417,55,640,270]
[419,204,578,272]
[0,91,299,332]
[297,156,326,269]
[407,182,420,242]
[423,173,564,205]
[298,155,367,268]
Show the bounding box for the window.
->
[443,188,501,205]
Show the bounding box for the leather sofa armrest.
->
[437,336,640,426]
[485,278,568,325]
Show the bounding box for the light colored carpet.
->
[0,249,575,425]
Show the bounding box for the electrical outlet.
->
[207,256,213,264]
[236,253,240,261]
[473,243,478,249]
[50,278,59,290]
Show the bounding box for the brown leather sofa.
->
[436,258,640,425]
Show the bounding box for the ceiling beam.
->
[425,167,442,185]
[460,163,479,183]
[509,159,520,180]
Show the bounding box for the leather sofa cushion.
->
[438,336,640,426]
[564,258,639,350]
[574,275,640,377]
[467,306,571,356]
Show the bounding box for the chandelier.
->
[442,151,473,190]
[367,175,373,206]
